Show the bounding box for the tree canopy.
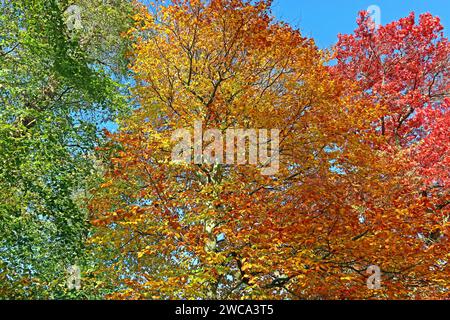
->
[0,0,134,298]
[1,0,449,300]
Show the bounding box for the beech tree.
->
[0,0,134,298]
[2,0,447,300]
[87,0,445,299]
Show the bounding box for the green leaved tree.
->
[0,0,134,299]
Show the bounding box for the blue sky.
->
[271,0,450,48]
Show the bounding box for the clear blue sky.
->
[271,0,450,48]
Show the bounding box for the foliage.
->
[1,0,448,300]
[89,0,449,300]
[332,12,450,298]
[0,0,134,298]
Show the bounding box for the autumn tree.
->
[332,11,450,298]
[88,0,436,300]
[334,11,449,186]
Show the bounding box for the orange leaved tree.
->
[89,1,449,299]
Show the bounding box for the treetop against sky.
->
[0,0,449,300]
[137,0,450,48]
[272,0,449,48]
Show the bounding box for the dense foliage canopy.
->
[1,0,449,299]
[0,0,133,298]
